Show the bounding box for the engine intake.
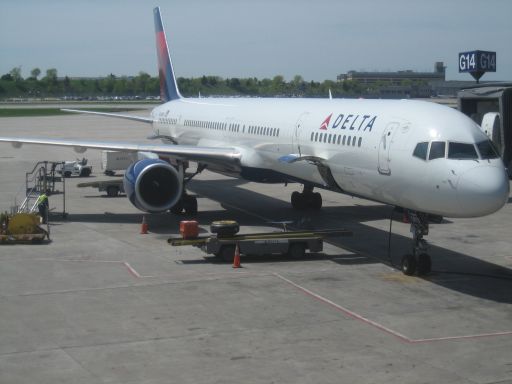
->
[124,159,182,213]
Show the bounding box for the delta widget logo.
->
[319,113,332,130]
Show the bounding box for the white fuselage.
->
[151,97,509,218]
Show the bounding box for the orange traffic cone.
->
[140,215,148,234]
[232,242,241,268]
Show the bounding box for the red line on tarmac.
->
[123,262,141,278]
[273,272,411,342]
[273,273,512,344]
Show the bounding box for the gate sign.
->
[459,50,496,82]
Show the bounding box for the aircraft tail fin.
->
[154,7,182,102]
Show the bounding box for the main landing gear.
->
[401,211,432,276]
[291,185,322,210]
[170,193,198,215]
[170,162,206,215]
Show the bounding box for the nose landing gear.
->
[401,211,432,276]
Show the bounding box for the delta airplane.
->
[0,7,509,275]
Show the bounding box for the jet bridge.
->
[457,83,512,176]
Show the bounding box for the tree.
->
[9,66,22,82]
[30,68,41,80]
[45,68,58,84]
[1,73,13,81]
[271,75,285,95]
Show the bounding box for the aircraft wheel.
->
[401,254,417,276]
[183,195,198,215]
[311,192,322,210]
[170,200,184,214]
[417,253,432,275]
[291,191,305,210]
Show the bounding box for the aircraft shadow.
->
[176,252,376,265]
[50,177,512,303]
[187,178,512,304]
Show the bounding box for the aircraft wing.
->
[61,109,155,124]
[0,137,241,170]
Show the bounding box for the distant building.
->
[336,62,495,98]
[337,62,446,85]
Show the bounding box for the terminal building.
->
[337,62,446,85]
[337,62,479,98]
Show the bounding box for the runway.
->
[1,110,511,384]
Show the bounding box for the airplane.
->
[0,7,509,276]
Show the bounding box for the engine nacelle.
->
[124,159,182,213]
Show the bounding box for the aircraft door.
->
[294,112,310,156]
[378,122,399,175]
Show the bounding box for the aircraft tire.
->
[417,253,432,275]
[183,195,198,215]
[401,254,417,276]
[170,200,184,214]
[291,191,305,210]
[311,192,322,210]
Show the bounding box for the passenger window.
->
[429,141,445,160]
[413,142,428,160]
[314,132,319,142]
[358,137,362,147]
[352,136,356,146]
[448,142,478,160]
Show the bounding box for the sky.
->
[1,0,511,82]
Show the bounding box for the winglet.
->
[154,7,182,102]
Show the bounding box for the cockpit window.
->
[429,141,446,160]
[476,140,500,159]
[413,142,428,160]
[448,142,478,160]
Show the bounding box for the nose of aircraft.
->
[457,165,510,217]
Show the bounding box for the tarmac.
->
[0,109,512,384]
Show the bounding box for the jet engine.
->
[123,158,182,213]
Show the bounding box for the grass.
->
[0,108,141,118]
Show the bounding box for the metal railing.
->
[14,161,66,217]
